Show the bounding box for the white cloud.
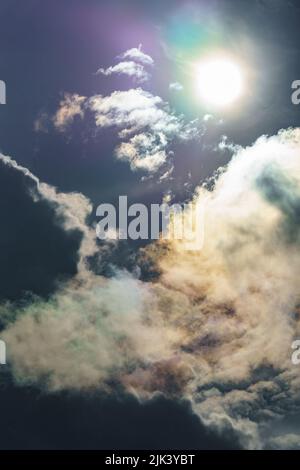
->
[143,128,300,447]
[96,61,150,83]
[88,88,194,171]
[51,87,200,173]
[169,82,183,92]
[116,132,167,172]
[203,113,214,122]
[2,273,169,391]
[88,88,181,136]
[49,44,202,173]
[96,45,153,84]
[118,44,154,66]
[3,129,300,448]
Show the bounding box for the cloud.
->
[88,88,180,135]
[88,88,198,171]
[169,82,183,92]
[96,45,153,84]
[2,273,170,391]
[268,433,300,450]
[116,132,168,172]
[96,61,150,83]
[49,46,202,173]
[53,93,85,132]
[50,87,200,173]
[37,182,97,274]
[0,154,87,302]
[203,114,214,122]
[2,129,300,449]
[139,128,300,448]
[118,44,154,66]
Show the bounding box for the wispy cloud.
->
[96,61,150,83]
[169,82,183,92]
[50,85,201,172]
[53,93,85,132]
[88,88,199,171]
[96,45,153,84]
[118,44,154,66]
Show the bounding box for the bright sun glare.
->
[197,58,243,107]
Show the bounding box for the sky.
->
[0,0,300,450]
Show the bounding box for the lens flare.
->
[197,58,243,107]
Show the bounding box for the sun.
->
[196,57,243,107]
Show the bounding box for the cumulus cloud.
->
[48,46,202,173]
[116,132,168,172]
[50,87,200,172]
[88,88,180,135]
[2,129,300,449]
[88,88,199,171]
[140,128,300,448]
[2,273,174,391]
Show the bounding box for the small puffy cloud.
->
[169,82,183,92]
[218,135,241,152]
[96,61,150,83]
[51,87,200,173]
[53,93,85,132]
[203,113,214,122]
[116,132,167,172]
[88,88,198,171]
[119,44,154,66]
[88,88,181,136]
[96,45,153,84]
